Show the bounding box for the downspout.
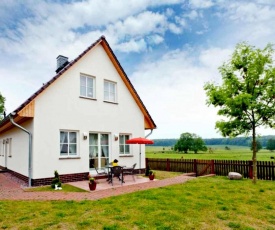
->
[145,129,153,138]
[9,114,32,187]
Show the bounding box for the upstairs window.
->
[80,74,95,99]
[119,134,130,155]
[104,80,117,103]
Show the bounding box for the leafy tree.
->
[174,132,193,153]
[266,138,275,151]
[191,135,207,153]
[249,139,262,152]
[0,92,5,121]
[174,132,207,153]
[204,42,275,183]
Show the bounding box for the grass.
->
[1,176,275,229]
[25,184,87,192]
[146,145,275,161]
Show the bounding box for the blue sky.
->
[1,0,275,139]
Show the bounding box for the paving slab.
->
[0,172,196,201]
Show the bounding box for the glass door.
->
[89,133,109,169]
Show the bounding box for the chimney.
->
[56,55,69,73]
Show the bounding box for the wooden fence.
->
[146,158,275,180]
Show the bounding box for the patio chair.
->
[92,164,107,176]
[123,163,137,181]
[110,166,124,186]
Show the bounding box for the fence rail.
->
[146,158,275,180]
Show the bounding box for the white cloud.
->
[189,0,214,9]
[130,47,231,139]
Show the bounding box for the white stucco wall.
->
[0,120,33,176]
[31,44,146,179]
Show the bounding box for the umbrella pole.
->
[139,144,141,174]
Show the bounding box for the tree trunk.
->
[252,125,257,184]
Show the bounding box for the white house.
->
[0,36,156,186]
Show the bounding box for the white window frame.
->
[119,134,131,155]
[80,74,96,99]
[60,130,78,157]
[8,138,12,157]
[104,80,117,103]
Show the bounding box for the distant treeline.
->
[152,135,275,147]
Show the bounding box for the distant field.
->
[146,145,275,161]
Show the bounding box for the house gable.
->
[0,36,156,134]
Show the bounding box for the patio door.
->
[89,133,110,169]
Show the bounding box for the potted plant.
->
[51,170,62,190]
[89,177,97,191]
[148,170,155,180]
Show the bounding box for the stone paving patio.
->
[0,172,196,201]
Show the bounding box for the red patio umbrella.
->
[126,137,154,173]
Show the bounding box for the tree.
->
[266,138,275,151]
[0,92,5,121]
[174,132,193,153]
[249,139,262,152]
[191,135,207,153]
[204,42,275,184]
[174,132,207,153]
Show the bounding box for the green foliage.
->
[249,139,262,152]
[51,170,62,188]
[204,42,275,182]
[174,132,207,153]
[266,138,275,151]
[0,92,5,121]
[89,177,96,184]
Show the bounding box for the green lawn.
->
[1,176,275,229]
[146,145,275,161]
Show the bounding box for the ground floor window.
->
[60,131,78,157]
[89,133,109,169]
[119,134,130,155]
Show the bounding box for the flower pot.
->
[89,182,97,191]
[149,175,155,180]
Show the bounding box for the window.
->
[6,138,12,157]
[80,74,95,98]
[60,131,78,156]
[89,133,109,168]
[119,134,130,155]
[104,80,117,103]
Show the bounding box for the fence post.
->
[194,159,197,177]
[211,160,215,174]
[249,160,253,179]
[166,158,170,171]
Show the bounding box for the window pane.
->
[89,134,98,145]
[87,78,93,88]
[69,144,77,155]
[101,134,108,145]
[119,145,124,154]
[80,86,86,96]
[110,83,115,93]
[60,132,68,143]
[60,144,68,154]
[125,145,130,154]
[87,87,93,97]
[89,146,98,157]
[69,132,77,143]
[119,135,124,144]
[80,76,86,86]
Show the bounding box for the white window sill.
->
[59,157,81,160]
[119,155,133,157]
[79,96,97,101]
[103,100,118,105]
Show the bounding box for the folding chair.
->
[123,163,137,181]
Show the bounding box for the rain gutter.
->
[145,129,153,138]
